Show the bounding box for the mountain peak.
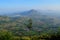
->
[28,9,38,13]
[30,9,37,11]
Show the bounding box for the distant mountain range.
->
[0,9,60,18]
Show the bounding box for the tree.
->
[27,18,32,30]
[24,18,32,30]
[0,30,14,40]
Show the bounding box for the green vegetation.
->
[0,30,60,40]
[0,16,60,40]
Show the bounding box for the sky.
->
[0,0,60,12]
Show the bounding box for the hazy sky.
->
[0,0,60,12]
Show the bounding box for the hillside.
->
[0,9,60,36]
[0,9,60,40]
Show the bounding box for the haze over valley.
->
[0,0,60,40]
